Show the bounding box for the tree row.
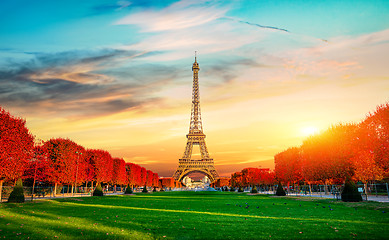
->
[0,106,159,197]
[274,103,389,190]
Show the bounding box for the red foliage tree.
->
[86,149,113,184]
[140,167,147,186]
[362,103,389,177]
[125,162,142,187]
[274,147,302,185]
[153,173,159,187]
[24,145,52,184]
[0,107,34,183]
[0,107,34,200]
[44,138,86,194]
[301,124,356,184]
[232,168,275,188]
[112,158,127,189]
[146,170,154,187]
[230,172,243,187]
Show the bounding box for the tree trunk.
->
[54,183,57,197]
[364,183,368,201]
[308,184,312,196]
[32,178,36,200]
[0,179,3,203]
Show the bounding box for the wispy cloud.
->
[115,0,227,32]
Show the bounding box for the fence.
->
[0,186,97,202]
[0,185,151,202]
[254,183,389,201]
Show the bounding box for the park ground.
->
[1,191,389,239]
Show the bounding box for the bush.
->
[229,187,235,192]
[92,183,104,196]
[124,185,133,194]
[251,186,258,193]
[8,178,25,203]
[238,186,244,192]
[275,182,286,196]
[142,185,148,193]
[341,179,362,202]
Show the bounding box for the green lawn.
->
[1,191,388,239]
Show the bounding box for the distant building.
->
[183,176,192,187]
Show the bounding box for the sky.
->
[1,0,389,177]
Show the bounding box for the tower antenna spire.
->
[195,51,197,62]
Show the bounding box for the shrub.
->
[238,186,244,192]
[92,183,104,196]
[8,178,25,203]
[275,182,286,196]
[124,185,133,194]
[229,187,235,192]
[251,186,258,193]
[142,185,148,193]
[341,179,362,202]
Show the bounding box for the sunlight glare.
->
[300,126,319,137]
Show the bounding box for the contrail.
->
[220,17,289,32]
[220,17,328,43]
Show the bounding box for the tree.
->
[230,172,242,188]
[124,184,133,194]
[112,158,127,191]
[23,145,52,197]
[86,149,113,184]
[153,173,159,187]
[341,178,362,202]
[140,167,147,186]
[7,178,25,203]
[93,182,104,196]
[274,147,302,185]
[125,163,142,187]
[0,107,34,200]
[362,103,389,177]
[301,124,356,184]
[275,181,286,196]
[44,138,86,195]
[146,170,154,187]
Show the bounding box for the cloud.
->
[115,0,227,32]
[0,49,176,117]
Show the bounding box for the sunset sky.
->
[1,0,388,177]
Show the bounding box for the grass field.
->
[1,191,389,239]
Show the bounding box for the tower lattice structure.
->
[172,54,219,183]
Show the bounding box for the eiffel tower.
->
[172,53,219,183]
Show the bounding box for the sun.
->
[300,126,319,137]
